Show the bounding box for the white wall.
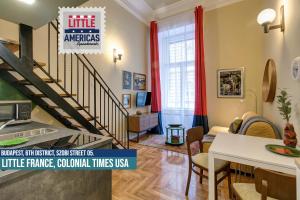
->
[262,0,300,138]
[204,0,264,127]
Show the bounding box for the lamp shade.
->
[257,8,276,25]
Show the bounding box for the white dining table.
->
[208,134,298,200]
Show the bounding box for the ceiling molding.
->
[154,0,246,20]
[114,0,152,25]
[204,0,246,11]
[154,0,198,20]
[114,0,246,25]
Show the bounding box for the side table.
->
[165,126,185,146]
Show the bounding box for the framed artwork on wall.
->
[133,73,146,90]
[122,71,132,89]
[217,68,244,98]
[122,94,131,109]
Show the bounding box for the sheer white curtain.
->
[158,12,195,131]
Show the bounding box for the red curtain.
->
[193,6,209,133]
[150,21,163,134]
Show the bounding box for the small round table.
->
[165,126,185,146]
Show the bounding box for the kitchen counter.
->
[0,121,112,149]
[0,121,113,200]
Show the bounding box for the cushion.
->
[191,153,228,171]
[241,112,258,123]
[207,126,229,136]
[233,183,276,200]
[229,118,243,133]
[245,122,277,139]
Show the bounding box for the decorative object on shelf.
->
[122,70,132,89]
[257,5,285,33]
[171,135,180,144]
[217,68,244,98]
[113,48,123,63]
[263,59,277,102]
[122,94,131,109]
[276,89,297,148]
[265,144,300,157]
[291,57,300,80]
[133,73,146,90]
[283,123,297,147]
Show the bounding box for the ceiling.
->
[0,0,246,28]
[0,0,88,28]
[144,0,182,10]
[117,0,245,25]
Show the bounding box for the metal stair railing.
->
[36,20,130,149]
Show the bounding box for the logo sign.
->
[59,7,105,54]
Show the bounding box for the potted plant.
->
[276,89,297,147]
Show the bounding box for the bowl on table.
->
[168,124,182,128]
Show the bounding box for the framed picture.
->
[122,94,131,109]
[133,73,146,90]
[122,71,132,89]
[217,68,244,98]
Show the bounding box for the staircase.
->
[0,22,129,149]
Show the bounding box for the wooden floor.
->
[112,143,253,200]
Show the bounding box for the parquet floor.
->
[112,143,253,200]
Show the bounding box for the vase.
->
[283,123,297,148]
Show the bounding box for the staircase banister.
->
[50,20,129,115]
[76,54,129,115]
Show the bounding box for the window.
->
[159,21,195,129]
[159,24,195,111]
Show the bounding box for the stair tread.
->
[33,93,76,98]
[63,115,99,121]
[73,124,84,129]
[18,78,62,85]
[0,37,19,53]
[34,62,46,67]
[72,124,107,130]
[0,62,46,71]
[97,125,108,130]
[48,105,89,110]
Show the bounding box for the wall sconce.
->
[113,48,123,64]
[257,6,285,33]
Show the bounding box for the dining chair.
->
[233,168,296,200]
[185,126,232,199]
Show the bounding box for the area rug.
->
[138,134,188,154]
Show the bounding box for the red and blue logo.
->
[64,15,100,42]
[59,7,105,54]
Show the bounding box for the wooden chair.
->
[185,126,232,199]
[233,168,296,200]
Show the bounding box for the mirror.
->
[262,59,277,102]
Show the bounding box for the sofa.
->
[202,112,281,153]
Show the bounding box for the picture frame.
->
[122,94,131,109]
[133,73,146,90]
[217,68,244,98]
[122,71,132,90]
